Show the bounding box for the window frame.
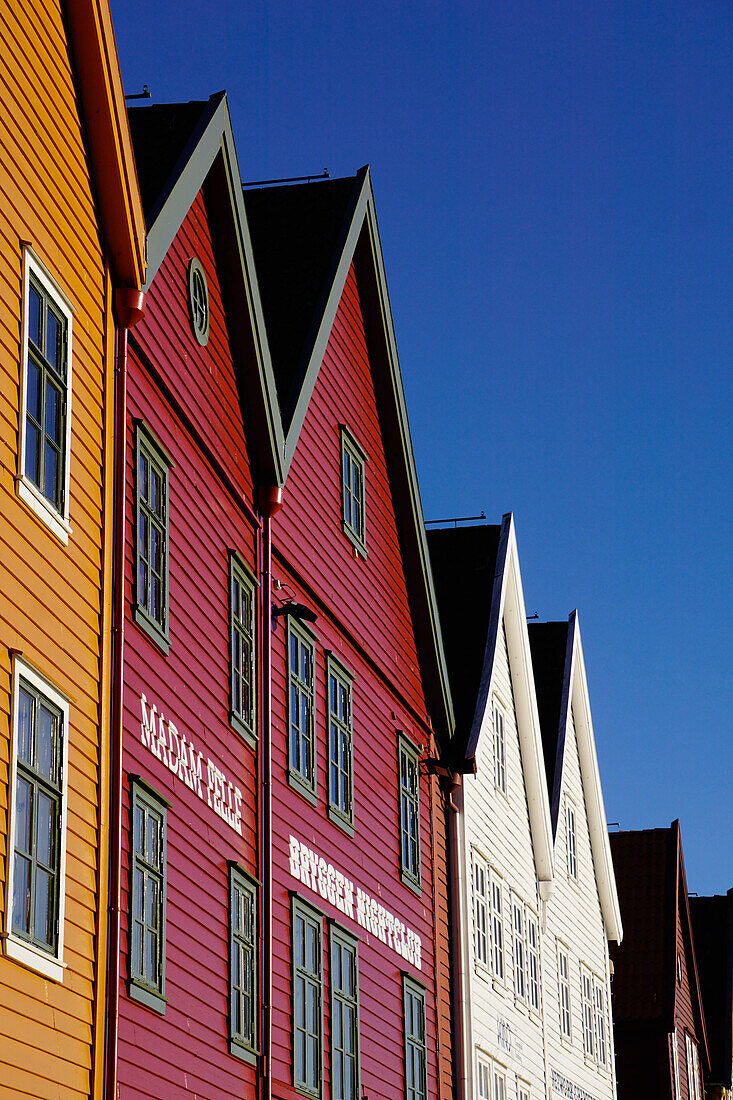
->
[229,553,257,746]
[558,942,572,1041]
[526,911,540,1013]
[685,1033,702,1100]
[229,864,258,1062]
[4,656,69,982]
[330,923,360,1100]
[287,618,317,803]
[490,870,505,984]
[402,975,427,1100]
[187,257,210,347]
[512,896,526,1003]
[17,247,74,544]
[566,799,578,882]
[672,1028,682,1100]
[292,895,324,1098]
[128,777,168,1014]
[472,850,490,970]
[493,701,507,795]
[397,734,422,893]
[340,428,367,557]
[581,965,595,1059]
[594,978,608,1067]
[326,656,354,834]
[134,422,172,654]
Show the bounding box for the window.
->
[230,866,257,1061]
[129,779,167,1013]
[292,898,323,1096]
[581,967,594,1058]
[558,944,572,1039]
[513,900,526,1001]
[491,874,504,981]
[187,257,210,346]
[134,424,171,653]
[518,1083,530,1100]
[595,981,607,1066]
[398,735,421,890]
[5,657,69,981]
[685,1034,702,1100]
[341,429,366,555]
[527,914,540,1011]
[288,621,317,800]
[17,249,73,542]
[230,555,257,745]
[493,703,506,794]
[331,926,359,1100]
[566,801,578,881]
[492,1067,507,1100]
[403,977,427,1100]
[327,658,354,832]
[671,1030,681,1100]
[473,854,489,968]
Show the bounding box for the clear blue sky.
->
[111,0,732,896]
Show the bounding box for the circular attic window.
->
[187,257,210,346]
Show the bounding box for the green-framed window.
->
[403,976,427,1100]
[230,554,257,745]
[327,658,353,832]
[229,865,258,1061]
[331,925,360,1100]
[340,429,367,556]
[398,735,421,891]
[129,779,167,1014]
[292,896,323,1097]
[288,621,316,801]
[134,424,171,653]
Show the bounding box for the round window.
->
[187,257,210,346]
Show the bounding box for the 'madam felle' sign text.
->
[140,694,243,835]
[289,835,422,970]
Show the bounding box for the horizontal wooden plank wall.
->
[0,0,110,1096]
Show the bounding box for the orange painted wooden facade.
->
[0,1,144,1095]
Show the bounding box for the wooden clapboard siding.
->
[116,180,259,1098]
[0,0,120,1094]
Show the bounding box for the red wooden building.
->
[109,94,455,1100]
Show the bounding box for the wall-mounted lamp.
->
[271,600,318,629]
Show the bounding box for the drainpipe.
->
[106,288,145,1100]
[445,771,468,1100]
[259,485,284,1100]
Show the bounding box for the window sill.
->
[492,977,507,995]
[400,869,422,898]
[229,1038,258,1065]
[3,932,66,982]
[16,476,71,545]
[327,804,355,837]
[134,605,171,655]
[341,521,367,560]
[231,711,257,750]
[287,769,318,807]
[128,977,167,1015]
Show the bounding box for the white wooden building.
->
[428,514,622,1100]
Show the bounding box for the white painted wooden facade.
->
[446,515,622,1100]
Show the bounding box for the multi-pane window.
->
[473,854,489,968]
[672,1029,682,1100]
[230,867,257,1060]
[494,703,506,794]
[341,429,366,554]
[7,659,69,981]
[566,801,578,881]
[477,1057,492,1100]
[527,914,540,1011]
[581,968,594,1057]
[492,1067,507,1100]
[187,257,210,346]
[595,981,607,1066]
[403,977,427,1100]
[491,874,504,981]
[135,425,170,652]
[518,1084,530,1100]
[292,898,323,1096]
[398,735,421,890]
[558,944,572,1039]
[18,251,73,540]
[331,927,359,1100]
[288,622,316,799]
[328,660,354,831]
[686,1034,702,1100]
[230,556,256,745]
[129,781,167,1013]
[513,900,526,1001]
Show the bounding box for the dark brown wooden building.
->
[690,890,733,1100]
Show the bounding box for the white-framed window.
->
[341,428,367,556]
[671,1029,681,1100]
[493,702,506,794]
[476,1052,507,1100]
[491,872,505,982]
[685,1033,702,1100]
[513,898,526,1001]
[566,800,578,881]
[492,1064,507,1100]
[527,913,540,1012]
[581,966,594,1058]
[473,852,489,969]
[558,943,572,1040]
[17,248,74,543]
[4,655,69,982]
[594,980,607,1067]
[477,1054,492,1100]
[518,1081,530,1100]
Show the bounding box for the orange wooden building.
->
[0,0,144,1094]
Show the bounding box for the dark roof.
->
[242,176,359,428]
[528,621,568,804]
[128,96,219,224]
[690,891,733,1085]
[426,525,501,759]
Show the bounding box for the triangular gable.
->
[551,612,623,943]
[429,514,554,884]
[128,93,284,486]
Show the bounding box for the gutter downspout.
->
[446,772,468,1100]
[259,485,284,1100]
[106,288,145,1100]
